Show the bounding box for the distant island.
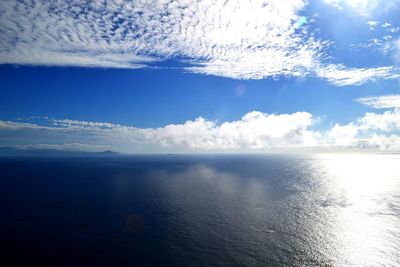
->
[0,147,120,157]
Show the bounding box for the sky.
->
[1,0,400,153]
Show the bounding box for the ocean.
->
[1,154,400,266]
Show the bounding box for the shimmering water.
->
[1,154,400,266]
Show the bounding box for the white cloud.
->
[358,109,400,131]
[323,0,380,16]
[0,111,319,152]
[350,25,400,59]
[323,0,400,19]
[357,95,400,109]
[1,0,396,85]
[367,21,378,30]
[0,0,320,77]
[152,111,318,149]
[51,119,122,129]
[10,143,111,152]
[316,64,400,86]
[2,108,400,152]
[394,37,400,64]
[0,120,43,130]
[324,109,400,150]
[326,123,359,147]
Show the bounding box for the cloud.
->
[1,0,396,85]
[0,120,44,130]
[358,109,400,131]
[323,0,380,16]
[324,108,400,150]
[0,0,319,76]
[367,21,378,30]
[349,21,400,57]
[2,107,400,152]
[323,0,400,19]
[51,119,122,129]
[153,111,318,149]
[0,111,319,152]
[357,95,400,109]
[11,143,111,151]
[394,37,400,64]
[315,64,400,86]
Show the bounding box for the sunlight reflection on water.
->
[318,154,400,266]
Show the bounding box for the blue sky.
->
[1,0,400,153]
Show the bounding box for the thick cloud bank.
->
[1,109,400,153]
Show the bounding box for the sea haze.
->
[1,154,400,266]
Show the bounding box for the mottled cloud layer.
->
[0,0,398,85]
[2,106,400,153]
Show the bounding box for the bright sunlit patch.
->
[323,154,398,198]
[320,153,400,266]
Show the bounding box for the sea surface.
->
[1,154,400,266]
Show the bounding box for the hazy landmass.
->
[0,147,119,157]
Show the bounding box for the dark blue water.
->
[1,154,400,266]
